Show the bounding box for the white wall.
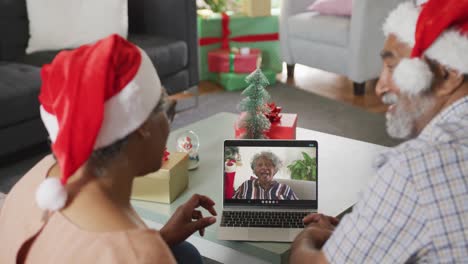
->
[232,147,316,189]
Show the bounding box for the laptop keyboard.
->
[220,211,309,228]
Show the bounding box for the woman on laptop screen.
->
[232,151,298,200]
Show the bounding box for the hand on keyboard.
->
[303,213,339,229]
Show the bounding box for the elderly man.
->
[233,151,298,200]
[290,0,468,263]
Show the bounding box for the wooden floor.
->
[169,64,387,114]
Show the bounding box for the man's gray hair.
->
[250,151,282,171]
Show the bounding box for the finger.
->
[187,194,217,216]
[328,216,340,226]
[192,210,202,220]
[303,213,320,225]
[192,216,217,232]
[191,211,205,236]
[187,194,215,209]
[197,195,217,216]
[192,210,205,236]
[316,214,336,229]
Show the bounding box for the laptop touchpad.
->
[248,228,291,241]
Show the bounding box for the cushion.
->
[308,0,353,17]
[0,63,41,127]
[129,35,188,78]
[288,12,350,47]
[160,70,189,95]
[25,0,128,54]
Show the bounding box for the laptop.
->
[218,140,318,242]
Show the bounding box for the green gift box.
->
[198,12,282,82]
[218,70,277,92]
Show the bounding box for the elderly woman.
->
[0,35,215,264]
[233,151,298,200]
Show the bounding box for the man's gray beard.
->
[383,93,434,139]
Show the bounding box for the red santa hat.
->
[36,34,162,211]
[383,0,468,95]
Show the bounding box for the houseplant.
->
[287,152,317,181]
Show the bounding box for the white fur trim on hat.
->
[40,106,59,143]
[383,2,420,46]
[36,178,68,211]
[224,161,237,173]
[40,48,162,149]
[425,30,468,74]
[393,58,433,95]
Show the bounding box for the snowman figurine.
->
[176,131,200,170]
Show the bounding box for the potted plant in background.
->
[287,152,317,182]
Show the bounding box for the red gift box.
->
[234,112,298,139]
[208,48,261,73]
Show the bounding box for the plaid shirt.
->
[323,96,468,263]
[232,179,299,200]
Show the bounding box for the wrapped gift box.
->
[218,69,276,91]
[243,0,271,17]
[235,112,298,139]
[208,48,261,73]
[131,152,189,204]
[198,12,281,82]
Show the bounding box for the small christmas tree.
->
[238,68,271,139]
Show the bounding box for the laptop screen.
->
[224,140,318,209]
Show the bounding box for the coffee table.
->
[132,112,387,264]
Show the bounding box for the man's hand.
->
[291,213,340,251]
[303,213,339,230]
[289,214,339,263]
[160,194,217,246]
[290,226,331,264]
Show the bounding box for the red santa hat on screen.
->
[36,34,162,211]
[383,0,468,95]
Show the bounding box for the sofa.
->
[280,0,405,95]
[0,0,199,158]
[276,179,316,200]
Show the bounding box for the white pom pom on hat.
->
[36,178,68,211]
[393,58,433,95]
[383,0,468,94]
